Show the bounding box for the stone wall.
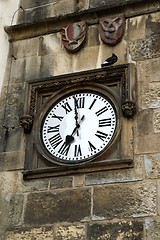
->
[0,0,160,239]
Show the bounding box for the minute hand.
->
[65,115,85,145]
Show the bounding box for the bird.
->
[101,53,118,67]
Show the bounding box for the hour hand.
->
[65,115,84,145]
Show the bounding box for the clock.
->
[35,84,120,165]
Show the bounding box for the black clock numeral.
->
[49,133,63,149]
[88,141,96,151]
[58,142,71,156]
[62,102,72,114]
[96,106,108,116]
[74,144,82,157]
[95,130,108,141]
[51,114,63,121]
[89,99,97,110]
[47,125,60,133]
[76,97,85,108]
[99,118,112,127]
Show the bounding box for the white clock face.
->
[41,91,117,163]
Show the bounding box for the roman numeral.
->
[89,99,97,110]
[51,114,63,121]
[99,118,111,127]
[62,102,72,114]
[76,97,85,108]
[74,144,82,157]
[58,142,71,156]
[96,106,108,116]
[47,125,60,133]
[88,141,96,151]
[49,133,63,149]
[95,130,108,141]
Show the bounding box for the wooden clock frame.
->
[21,64,136,179]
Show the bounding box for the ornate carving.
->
[61,21,87,52]
[99,14,125,46]
[20,115,34,134]
[122,100,136,119]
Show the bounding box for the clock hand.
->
[73,96,79,127]
[65,115,85,145]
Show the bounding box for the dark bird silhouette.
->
[101,53,118,67]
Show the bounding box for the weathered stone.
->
[6,227,53,240]
[55,224,86,240]
[24,188,91,225]
[145,218,160,240]
[87,25,99,47]
[144,154,160,179]
[146,13,160,37]
[0,151,24,171]
[135,133,160,154]
[136,109,153,135]
[89,0,146,9]
[88,221,143,240]
[20,0,55,9]
[0,198,9,240]
[153,109,160,133]
[23,179,49,192]
[129,35,160,61]
[142,82,160,109]
[85,155,143,185]
[93,181,156,219]
[126,15,147,41]
[18,1,75,24]
[50,176,73,189]
[73,175,85,187]
[8,194,24,226]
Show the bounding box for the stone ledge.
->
[5,0,160,41]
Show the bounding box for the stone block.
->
[18,1,75,24]
[23,179,49,192]
[89,0,145,9]
[73,46,99,71]
[76,0,89,12]
[0,198,9,240]
[144,154,160,179]
[136,109,153,135]
[145,218,160,240]
[8,194,24,226]
[146,12,160,37]
[85,155,143,185]
[129,34,160,61]
[54,224,86,240]
[87,221,143,240]
[142,82,160,109]
[126,15,147,41]
[153,109,160,133]
[93,181,156,220]
[50,176,73,189]
[0,151,24,171]
[20,0,55,9]
[135,133,160,154]
[24,188,91,225]
[6,227,53,240]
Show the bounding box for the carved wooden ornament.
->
[61,21,87,52]
[99,14,125,46]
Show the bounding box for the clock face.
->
[41,90,118,164]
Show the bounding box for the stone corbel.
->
[20,115,34,134]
